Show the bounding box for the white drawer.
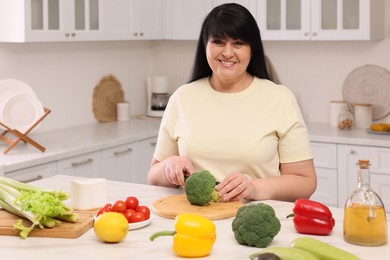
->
[311,142,337,169]
[57,151,101,177]
[6,162,56,183]
[310,168,338,207]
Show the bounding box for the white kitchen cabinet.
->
[105,0,166,40]
[57,151,101,177]
[5,162,56,183]
[257,0,384,41]
[310,142,338,207]
[101,143,135,183]
[337,144,390,212]
[0,0,106,42]
[101,137,157,184]
[166,0,212,40]
[132,137,157,184]
[212,0,257,17]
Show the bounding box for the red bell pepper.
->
[287,198,335,235]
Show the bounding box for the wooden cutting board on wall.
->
[152,194,244,220]
[0,210,95,239]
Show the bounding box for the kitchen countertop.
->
[0,118,161,174]
[0,175,388,260]
[1,120,390,175]
[307,122,390,147]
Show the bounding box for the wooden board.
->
[152,194,243,220]
[0,209,95,239]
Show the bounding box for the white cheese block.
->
[70,178,107,210]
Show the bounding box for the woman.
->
[147,3,316,202]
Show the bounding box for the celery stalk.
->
[0,176,79,239]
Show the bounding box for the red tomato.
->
[130,212,146,223]
[125,196,139,210]
[96,207,110,217]
[122,209,136,223]
[111,200,127,213]
[103,203,112,210]
[137,205,151,220]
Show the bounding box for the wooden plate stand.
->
[0,107,51,154]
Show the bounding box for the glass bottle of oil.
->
[344,160,388,246]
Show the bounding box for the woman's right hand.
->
[163,156,195,187]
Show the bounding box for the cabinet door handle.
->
[71,158,93,167]
[350,150,356,154]
[113,148,133,156]
[20,175,43,183]
[150,142,157,147]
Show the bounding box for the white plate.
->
[94,212,153,230]
[1,94,44,133]
[0,78,36,98]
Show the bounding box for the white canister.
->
[329,101,348,127]
[353,103,372,129]
[117,101,130,121]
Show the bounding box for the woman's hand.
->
[215,172,255,201]
[163,156,195,187]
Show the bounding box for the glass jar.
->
[343,160,388,246]
[337,106,353,130]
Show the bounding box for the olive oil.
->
[344,203,387,246]
[343,160,388,246]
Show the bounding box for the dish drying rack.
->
[0,107,51,154]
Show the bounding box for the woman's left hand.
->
[215,172,255,201]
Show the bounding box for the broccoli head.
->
[184,170,221,206]
[232,203,281,248]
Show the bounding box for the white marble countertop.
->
[1,120,390,175]
[0,175,388,260]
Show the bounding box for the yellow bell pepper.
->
[150,213,216,257]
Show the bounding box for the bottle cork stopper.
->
[358,160,370,167]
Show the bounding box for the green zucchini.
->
[249,247,319,260]
[290,237,361,260]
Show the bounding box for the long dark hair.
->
[188,3,270,83]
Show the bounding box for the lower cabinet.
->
[57,151,102,178]
[337,144,390,212]
[310,142,338,207]
[101,137,157,184]
[6,137,158,184]
[101,143,136,183]
[132,137,157,184]
[311,141,390,212]
[5,162,57,183]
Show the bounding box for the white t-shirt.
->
[153,77,313,182]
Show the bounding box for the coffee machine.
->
[146,76,170,117]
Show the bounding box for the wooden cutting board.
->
[0,209,95,239]
[152,194,244,220]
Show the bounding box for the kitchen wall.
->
[0,2,389,134]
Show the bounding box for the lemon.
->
[94,212,128,243]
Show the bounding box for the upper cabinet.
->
[167,0,257,40]
[0,0,105,42]
[103,0,166,40]
[0,0,166,42]
[0,0,384,42]
[166,0,212,40]
[257,0,385,41]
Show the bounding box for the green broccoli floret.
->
[184,170,221,206]
[232,203,281,248]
